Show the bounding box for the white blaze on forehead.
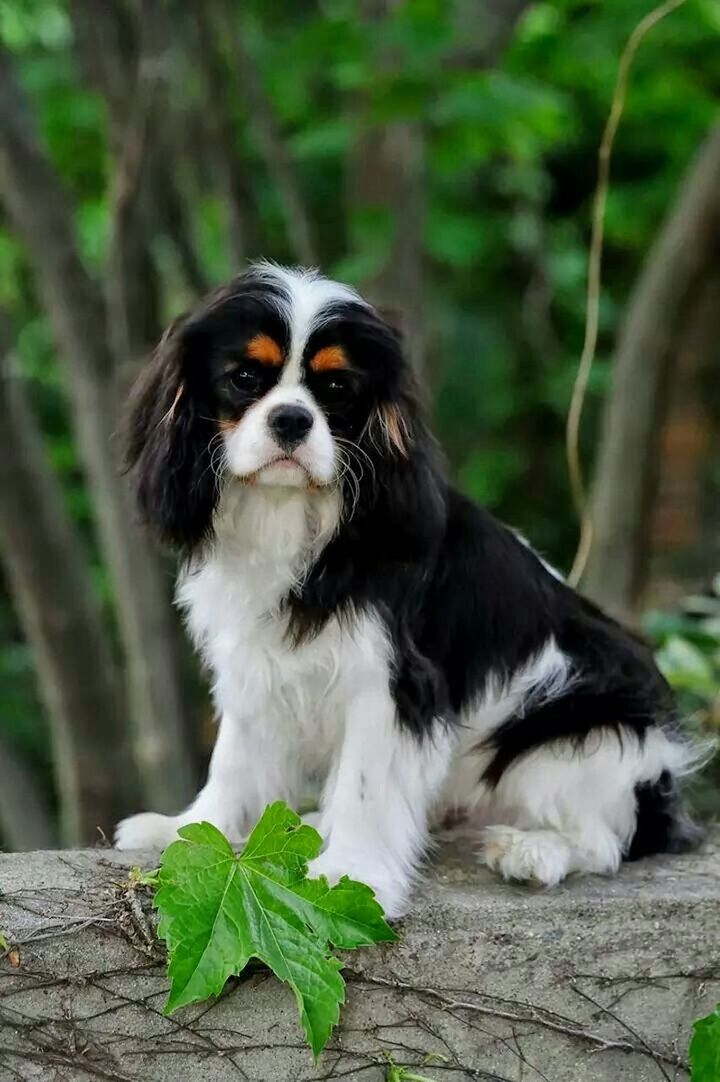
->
[249,261,365,386]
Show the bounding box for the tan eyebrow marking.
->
[246,333,283,366]
[309,345,349,372]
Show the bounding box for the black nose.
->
[267,403,314,450]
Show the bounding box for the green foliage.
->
[154,802,397,1058]
[647,576,720,729]
[4,1,717,571]
[386,1067,438,1082]
[690,1004,720,1081]
[1,0,720,834]
[646,579,720,815]
[0,599,49,766]
[656,634,718,698]
[384,1053,443,1082]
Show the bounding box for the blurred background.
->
[0,0,718,850]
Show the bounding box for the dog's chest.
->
[176,490,389,734]
[177,485,332,663]
[177,553,343,758]
[178,542,313,677]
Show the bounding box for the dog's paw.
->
[480,825,573,887]
[307,849,409,919]
[114,812,182,850]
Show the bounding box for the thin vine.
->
[566,0,689,587]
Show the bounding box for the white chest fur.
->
[176,483,385,769]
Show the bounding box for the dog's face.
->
[125,263,418,547]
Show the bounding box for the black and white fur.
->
[115,262,704,917]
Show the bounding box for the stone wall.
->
[1,831,719,1081]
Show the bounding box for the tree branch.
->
[582,124,720,620]
[448,0,532,69]
[222,6,317,265]
[0,43,197,812]
[191,0,256,270]
[0,734,54,851]
[0,345,135,844]
[70,0,209,300]
[105,0,166,379]
[67,0,137,123]
[350,0,532,374]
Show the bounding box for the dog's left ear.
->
[358,314,445,557]
[363,307,419,460]
[124,317,218,549]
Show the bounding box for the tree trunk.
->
[192,1,255,270]
[152,158,211,297]
[452,0,533,67]
[0,352,135,845]
[0,45,196,813]
[582,125,720,622]
[70,0,208,300]
[224,5,317,266]
[0,735,55,851]
[70,0,163,382]
[648,272,720,603]
[348,0,426,368]
[349,115,427,370]
[351,0,532,374]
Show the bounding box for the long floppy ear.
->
[341,307,445,561]
[361,305,422,461]
[367,400,412,458]
[124,318,218,549]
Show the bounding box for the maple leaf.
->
[154,802,397,1057]
[690,1004,720,1082]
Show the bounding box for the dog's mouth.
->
[263,450,311,473]
[269,456,303,470]
[239,453,321,488]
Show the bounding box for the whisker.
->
[333,446,361,522]
[197,431,228,488]
[336,437,375,475]
[334,436,377,508]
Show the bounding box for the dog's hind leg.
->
[475,727,701,886]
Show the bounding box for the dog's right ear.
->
[124,316,218,549]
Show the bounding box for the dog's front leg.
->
[308,676,453,919]
[115,707,299,850]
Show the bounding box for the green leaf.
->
[386,1068,438,1082]
[384,1051,444,1081]
[656,635,716,694]
[154,802,397,1058]
[0,931,9,952]
[690,1004,720,1081]
[129,866,159,887]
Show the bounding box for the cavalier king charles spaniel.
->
[115,262,703,917]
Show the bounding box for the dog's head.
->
[125,262,430,549]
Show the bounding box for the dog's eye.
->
[229,364,261,391]
[309,368,356,406]
[325,375,349,395]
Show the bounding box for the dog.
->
[115,262,704,917]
